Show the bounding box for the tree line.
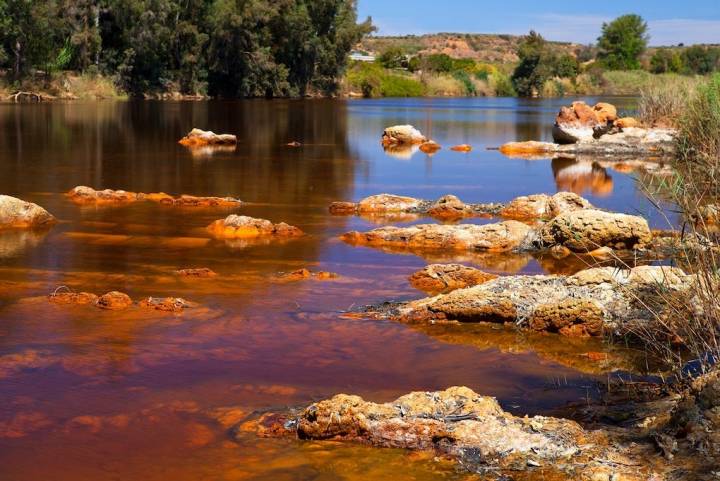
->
[0,0,372,97]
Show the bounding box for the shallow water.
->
[0,97,670,480]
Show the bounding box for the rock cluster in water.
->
[388,265,692,338]
[49,289,197,312]
[0,195,56,229]
[206,215,303,239]
[408,264,497,294]
[67,186,242,207]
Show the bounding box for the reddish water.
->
[0,98,668,480]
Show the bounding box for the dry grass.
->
[423,74,466,96]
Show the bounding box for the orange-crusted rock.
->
[0,195,57,229]
[96,291,133,310]
[534,209,652,252]
[593,102,618,124]
[356,194,422,213]
[67,187,241,207]
[138,297,196,312]
[450,144,472,152]
[67,186,140,203]
[393,266,693,335]
[553,101,602,144]
[175,268,217,278]
[615,117,641,129]
[342,220,533,253]
[426,195,473,220]
[499,192,592,220]
[207,215,303,239]
[276,269,338,282]
[178,128,237,147]
[419,141,441,154]
[381,125,427,145]
[48,291,99,305]
[409,264,497,294]
[498,141,557,158]
[328,201,358,215]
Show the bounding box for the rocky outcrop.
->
[381,125,427,145]
[178,128,237,147]
[67,186,241,207]
[240,386,663,479]
[343,208,652,257]
[499,192,592,221]
[342,220,534,253]
[329,192,590,221]
[0,195,56,229]
[553,101,606,143]
[389,266,692,337]
[409,264,497,294]
[207,215,303,239]
[533,209,652,252]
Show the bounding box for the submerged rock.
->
[342,220,533,253]
[409,264,497,294]
[174,268,218,278]
[381,125,427,145]
[390,265,693,337]
[207,215,303,239]
[356,194,423,214]
[275,268,338,282]
[178,128,237,147]
[0,195,56,229]
[67,186,241,207]
[138,297,197,312]
[96,291,133,310]
[449,144,472,152]
[426,195,475,220]
[419,140,441,154]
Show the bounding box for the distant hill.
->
[357,33,582,65]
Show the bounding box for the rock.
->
[67,186,241,207]
[48,291,99,305]
[207,215,303,239]
[328,201,358,215]
[409,264,497,294]
[178,128,237,147]
[276,269,338,282]
[0,195,56,229]
[419,141,441,154]
[96,291,133,310]
[498,141,558,159]
[392,266,693,336]
[381,125,427,145]
[594,102,618,124]
[450,144,472,152]
[286,141,302,147]
[138,297,196,312]
[174,268,217,278]
[535,209,652,252]
[357,194,423,213]
[615,117,641,129]
[250,386,585,470]
[342,220,533,253]
[426,195,473,220]
[499,192,592,221]
[553,101,602,144]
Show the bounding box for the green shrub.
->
[380,74,425,97]
[490,71,516,97]
[451,70,476,95]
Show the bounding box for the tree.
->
[62,0,102,71]
[378,47,405,69]
[511,31,554,96]
[650,48,683,74]
[596,14,648,70]
[682,46,720,75]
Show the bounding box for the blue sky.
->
[357,1,720,45]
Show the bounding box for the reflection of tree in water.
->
[551,157,613,197]
[0,101,356,206]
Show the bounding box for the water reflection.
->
[552,157,614,197]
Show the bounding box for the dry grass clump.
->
[424,74,466,96]
[638,78,698,128]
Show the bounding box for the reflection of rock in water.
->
[552,157,613,197]
[382,143,419,160]
[0,229,49,258]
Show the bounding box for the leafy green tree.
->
[596,14,648,70]
[681,46,720,75]
[377,47,405,69]
[62,0,102,71]
[423,53,453,73]
[649,48,683,74]
[554,54,579,78]
[511,31,555,96]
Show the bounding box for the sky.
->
[357,0,720,46]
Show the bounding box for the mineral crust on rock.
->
[0,195,56,229]
[207,215,303,239]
